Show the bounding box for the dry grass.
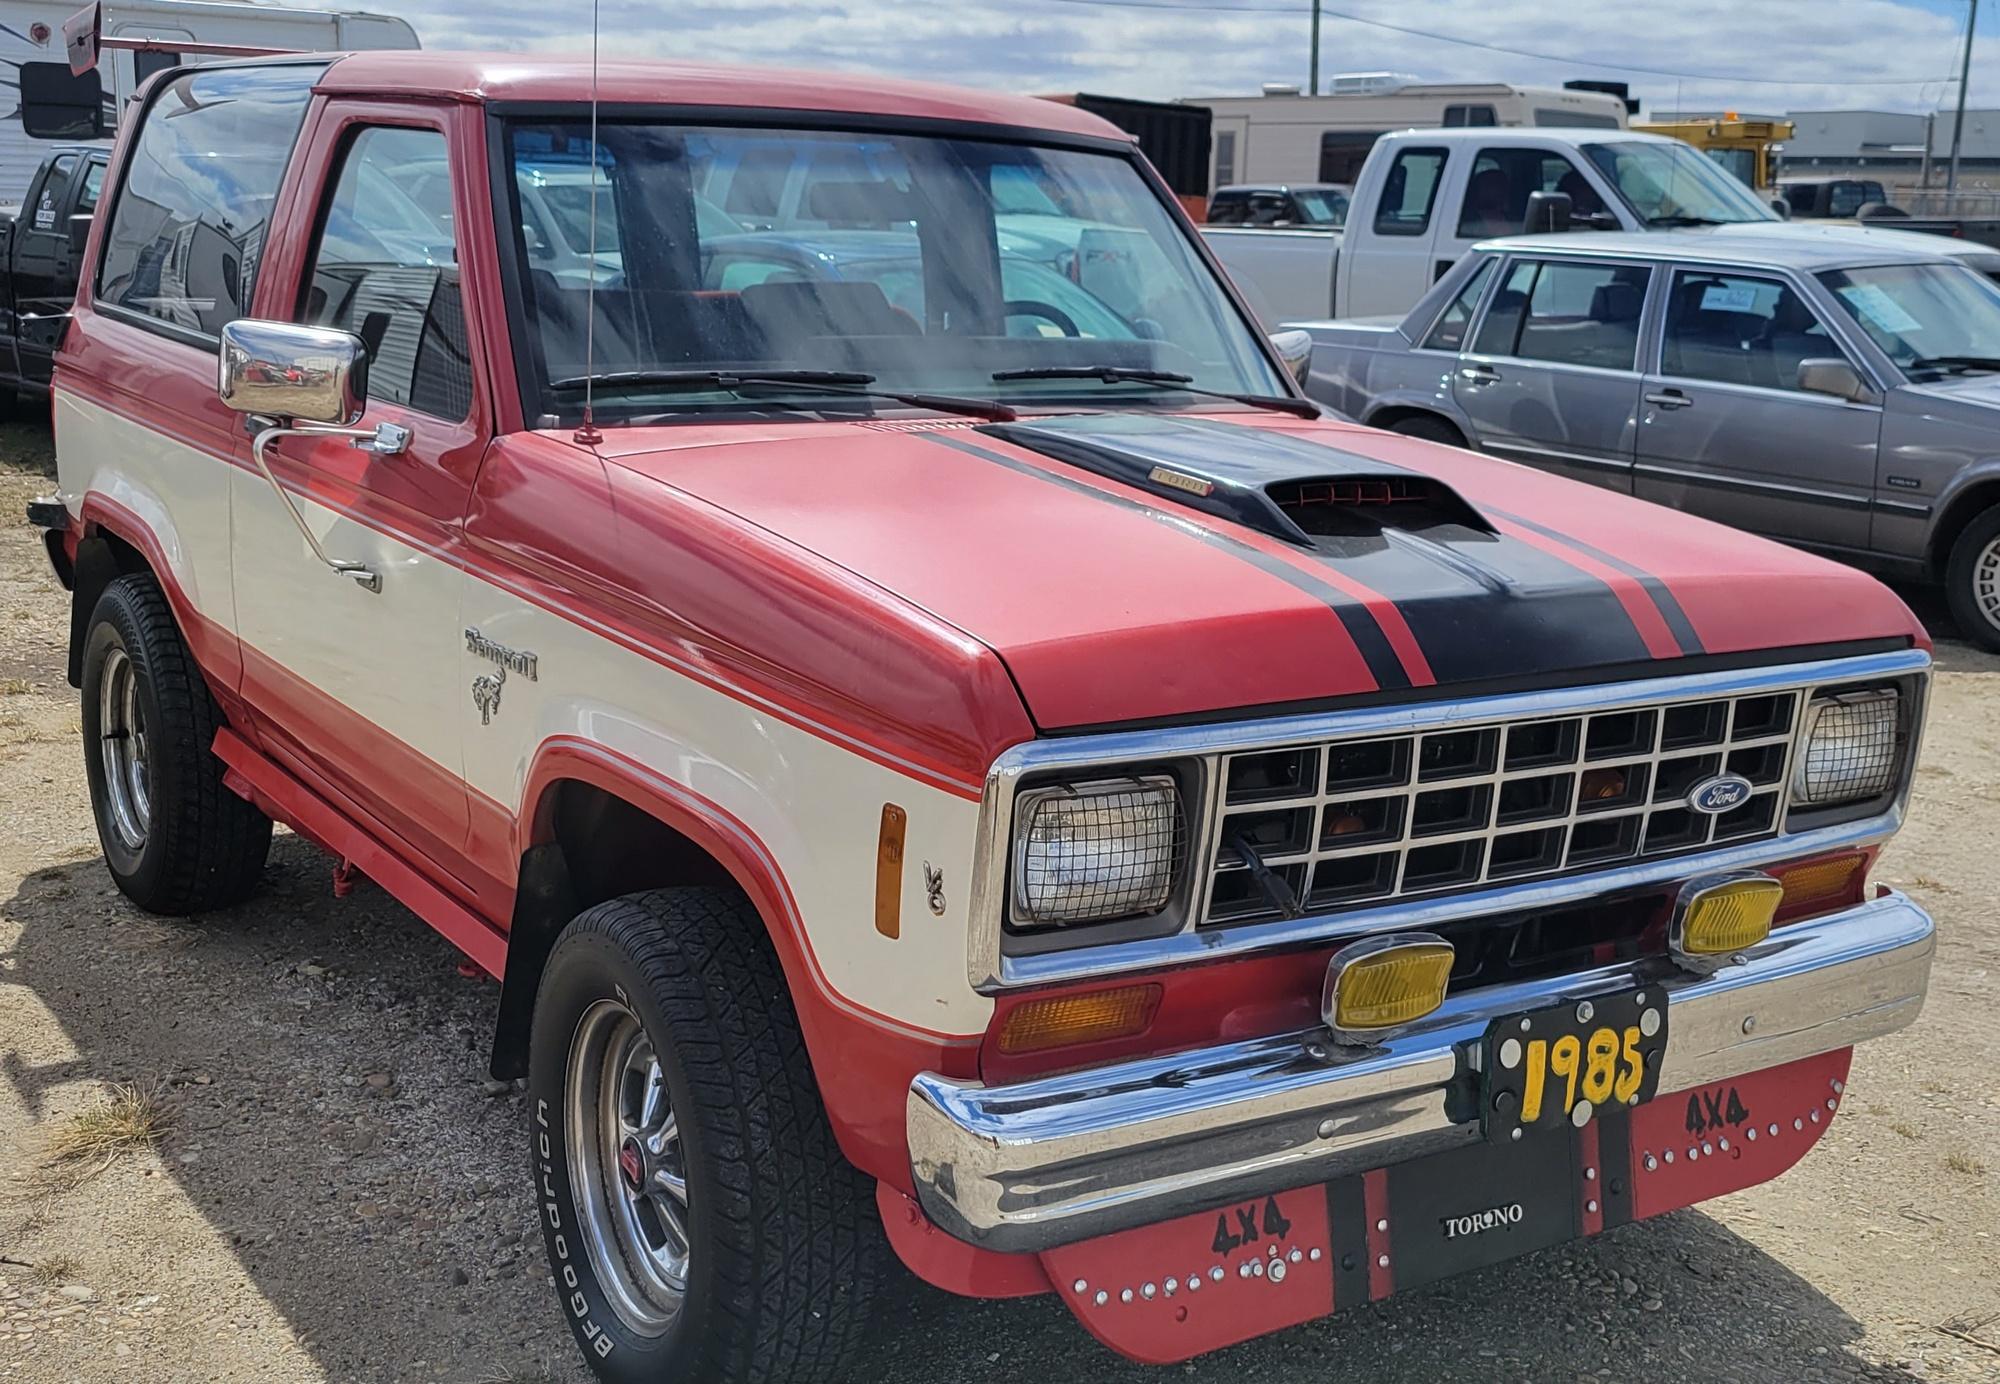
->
[474,1368,557,1384]
[1945,1151,1987,1176]
[29,1253,79,1284]
[43,1082,172,1182]
[1892,1122,1922,1140]
[0,676,30,695]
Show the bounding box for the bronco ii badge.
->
[1688,773,1754,815]
[465,629,537,726]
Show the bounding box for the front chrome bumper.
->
[908,891,1934,1253]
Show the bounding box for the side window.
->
[1458,148,1599,238]
[96,64,322,339]
[133,50,181,87]
[31,155,79,233]
[77,160,107,215]
[1373,147,1448,237]
[1207,191,1248,225]
[1248,193,1291,226]
[1214,131,1237,188]
[1513,261,1651,370]
[1471,258,1538,356]
[1662,270,1836,392]
[1420,256,1497,352]
[19,62,103,139]
[1443,104,1498,128]
[302,127,472,421]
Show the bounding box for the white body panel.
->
[0,0,418,207]
[1199,226,1338,327]
[54,384,990,1038]
[1190,84,1629,190]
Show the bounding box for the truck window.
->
[1457,149,1598,238]
[1443,105,1497,128]
[133,50,181,86]
[1319,130,1383,185]
[1512,260,1651,370]
[78,161,107,215]
[1207,190,1249,225]
[1372,147,1448,237]
[1419,256,1497,351]
[95,64,324,341]
[31,155,80,233]
[19,62,104,140]
[303,127,472,421]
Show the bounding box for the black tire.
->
[1944,505,2000,653]
[1387,413,1469,448]
[79,572,271,913]
[528,886,887,1384]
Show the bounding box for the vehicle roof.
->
[1214,182,1350,193]
[1471,228,1961,271]
[1373,127,1669,144]
[314,53,1128,142]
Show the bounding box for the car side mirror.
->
[218,318,369,427]
[1522,191,1572,234]
[1770,197,1792,219]
[66,212,92,256]
[1796,357,1874,404]
[1270,328,1313,387]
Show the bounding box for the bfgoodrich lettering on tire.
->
[1945,506,2000,654]
[79,573,272,913]
[528,887,886,1384]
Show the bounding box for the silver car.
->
[1293,230,2000,650]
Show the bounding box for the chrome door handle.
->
[1644,390,1692,410]
[1459,364,1500,385]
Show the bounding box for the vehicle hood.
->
[1721,219,1999,267]
[594,412,1925,729]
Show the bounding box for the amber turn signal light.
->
[1322,933,1454,1042]
[1671,873,1782,970]
[995,984,1161,1055]
[1773,852,1868,922]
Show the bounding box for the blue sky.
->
[399,0,1991,118]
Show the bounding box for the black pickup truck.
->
[0,147,109,409]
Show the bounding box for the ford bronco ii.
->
[29,46,1935,1384]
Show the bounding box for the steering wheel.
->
[1004,298,1081,338]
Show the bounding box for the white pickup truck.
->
[1203,128,2000,325]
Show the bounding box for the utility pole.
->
[1310,0,1322,96]
[1948,0,1978,192]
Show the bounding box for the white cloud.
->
[390,0,1991,117]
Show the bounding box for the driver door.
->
[230,105,490,897]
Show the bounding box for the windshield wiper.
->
[546,369,1018,422]
[1908,355,2000,376]
[1645,214,1733,227]
[989,365,1320,419]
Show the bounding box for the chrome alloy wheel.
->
[565,998,692,1335]
[97,646,151,852]
[1975,535,2000,634]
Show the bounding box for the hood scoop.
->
[980,414,1491,547]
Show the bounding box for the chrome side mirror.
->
[1270,328,1314,387]
[1796,357,1875,405]
[218,318,369,427]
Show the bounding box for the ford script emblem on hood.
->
[1689,774,1755,816]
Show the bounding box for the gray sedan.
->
[1292,230,2000,649]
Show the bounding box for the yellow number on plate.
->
[1521,1038,1549,1123]
[1614,1026,1645,1105]
[1582,1027,1619,1104]
[1550,1034,1582,1112]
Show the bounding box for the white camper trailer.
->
[0,0,417,207]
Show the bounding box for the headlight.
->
[1011,776,1182,927]
[1792,689,1900,806]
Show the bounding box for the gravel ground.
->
[1,419,1996,1384]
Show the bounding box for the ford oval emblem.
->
[1688,773,1754,816]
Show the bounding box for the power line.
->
[1025,0,1962,86]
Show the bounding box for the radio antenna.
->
[572,0,604,446]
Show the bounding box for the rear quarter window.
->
[94,63,324,341]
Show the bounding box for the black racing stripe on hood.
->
[1486,506,1704,656]
[919,433,1414,691]
[1321,525,1655,680]
[977,414,1657,681]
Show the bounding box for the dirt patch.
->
[1,429,1996,1383]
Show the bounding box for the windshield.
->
[499,119,1284,423]
[1583,140,1780,226]
[1704,147,1758,189]
[1817,263,2000,377]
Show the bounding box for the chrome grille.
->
[1206,690,1800,926]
